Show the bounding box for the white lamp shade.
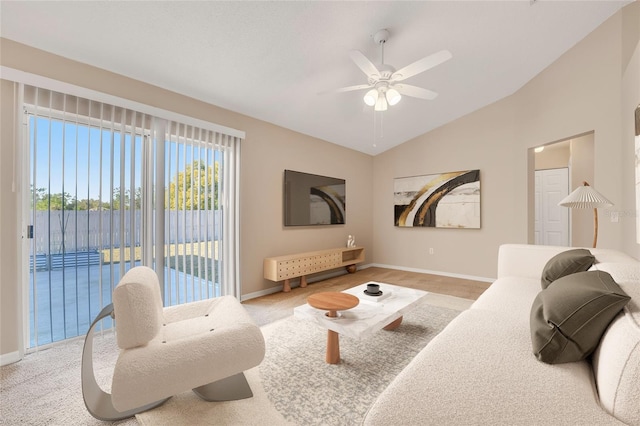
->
[363,89,378,106]
[374,94,388,111]
[386,88,402,106]
[558,183,613,209]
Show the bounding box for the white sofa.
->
[364,244,640,425]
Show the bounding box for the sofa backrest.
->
[113,266,164,349]
[497,244,637,280]
[591,263,640,426]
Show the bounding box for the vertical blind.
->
[159,120,241,304]
[23,84,241,348]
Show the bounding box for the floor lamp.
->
[558,181,613,248]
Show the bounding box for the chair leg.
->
[81,303,169,421]
[192,372,254,401]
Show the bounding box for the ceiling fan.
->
[328,29,452,111]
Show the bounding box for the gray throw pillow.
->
[530,270,630,364]
[540,249,595,289]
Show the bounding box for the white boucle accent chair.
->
[81,266,265,421]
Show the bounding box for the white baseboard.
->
[370,263,494,283]
[241,285,283,301]
[0,351,21,366]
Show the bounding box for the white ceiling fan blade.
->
[391,50,452,81]
[318,84,372,95]
[395,84,439,100]
[349,50,380,78]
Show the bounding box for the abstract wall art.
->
[394,169,480,228]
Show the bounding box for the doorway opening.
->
[530,132,595,247]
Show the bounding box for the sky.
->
[30,116,220,204]
[31,117,140,202]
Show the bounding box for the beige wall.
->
[534,142,570,170]
[0,80,21,358]
[372,95,520,279]
[569,134,596,248]
[0,39,373,360]
[621,2,640,259]
[372,3,639,279]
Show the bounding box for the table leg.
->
[325,309,340,364]
[326,330,340,364]
[283,279,291,292]
[384,316,403,331]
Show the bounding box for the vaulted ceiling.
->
[0,1,631,155]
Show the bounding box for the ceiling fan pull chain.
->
[372,109,377,148]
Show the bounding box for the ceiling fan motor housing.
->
[373,29,390,45]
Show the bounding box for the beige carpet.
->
[0,331,136,426]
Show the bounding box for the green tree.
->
[31,186,47,210]
[109,187,142,210]
[166,160,218,210]
[76,198,109,211]
[31,187,76,211]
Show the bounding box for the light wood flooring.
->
[241,266,491,326]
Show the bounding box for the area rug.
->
[137,295,466,425]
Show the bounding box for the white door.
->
[535,168,569,246]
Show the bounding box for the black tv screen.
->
[284,170,346,226]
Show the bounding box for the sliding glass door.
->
[25,88,147,347]
[24,86,238,349]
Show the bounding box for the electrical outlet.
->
[429,248,434,255]
[610,211,619,223]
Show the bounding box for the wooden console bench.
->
[264,247,365,292]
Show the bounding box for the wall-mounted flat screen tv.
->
[284,170,346,226]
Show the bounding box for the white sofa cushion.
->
[591,262,640,283]
[593,311,640,425]
[591,262,640,425]
[471,276,541,321]
[363,309,623,425]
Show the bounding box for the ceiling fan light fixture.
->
[374,94,388,111]
[386,88,401,106]
[363,89,378,106]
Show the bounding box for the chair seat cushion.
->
[111,296,265,412]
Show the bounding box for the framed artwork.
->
[635,105,640,243]
[394,169,480,228]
